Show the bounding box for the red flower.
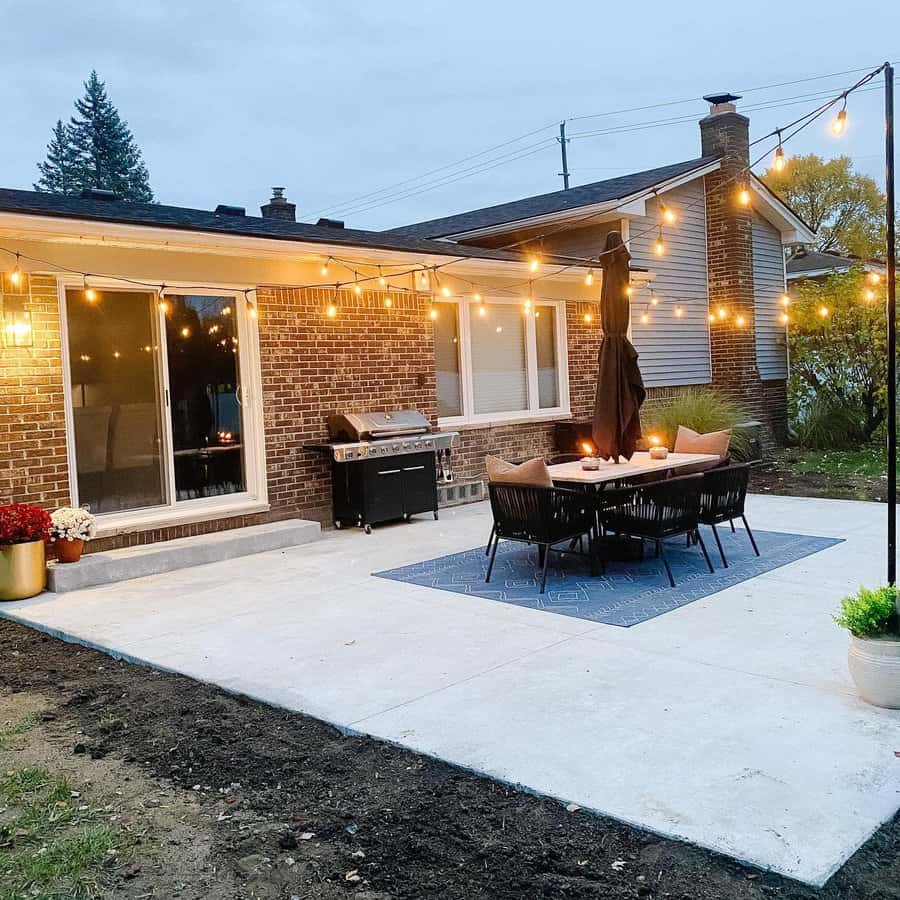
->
[0,504,51,545]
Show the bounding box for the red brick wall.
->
[0,274,70,509]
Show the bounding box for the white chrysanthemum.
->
[49,507,97,542]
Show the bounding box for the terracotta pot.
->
[0,540,46,601]
[848,635,900,709]
[55,538,84,564]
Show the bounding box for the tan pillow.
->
[485,455,553,488]
[673,425,730,458]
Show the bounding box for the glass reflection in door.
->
[164,295,246,500]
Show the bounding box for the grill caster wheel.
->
[364,524,372,535]
[334,520,343,529]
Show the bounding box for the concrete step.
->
[47,519,321,593]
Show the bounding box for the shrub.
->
[794,394,866,450]
[49,507,97,542]
[834,586,899,638]
[643,388,751,460]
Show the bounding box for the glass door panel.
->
[164,295,246,500]
[65,288,166,514]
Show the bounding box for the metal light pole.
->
[886,62,896,585]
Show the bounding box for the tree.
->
[34,71,153,202]
[788,268,890,445]
[762,154,884,259]
[34,120,81,194]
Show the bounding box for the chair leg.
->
[486,537,499,583]
[654,540,660,558]
[588,530,598,577]
[485,523,495,556]
[711,523,728,568]
[657,541,676,588]
[730,519,736,533]
[540,543,551,593]
[694,528,714,573]
[538,544,547,568]
[742,515,760,556]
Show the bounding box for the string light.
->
[583,312,592,324]
[384,296,393,308]
[868,271,882,285]
[353,272,362,296]
[326,304,337,318]
[9,254,21,287]
[378,267,387,287]
[429,305,438,320]
[737,183,751,207]
[83,276,97,303]
[716,306,728,320]
[735,314,747,328]
[780,312,790,325]
[222,305,232,316]
[529,256,540,273]
[625,285,633,297]
[180,326,191,338]
[819,305,830,318]
[640,311,650,325]
[649,289,659,307]
[831,99,848,136]
[158,299,169,314]
[864,288,876,303]
[321,257,331,278]
[441,285,452,298]
[660,203,677,225]
[780,293,791,307]
[708,313,716,324]
[674,306,684,318]
[772,130,787,173]
[653,227,665,257]
[248,301,258,319]
[584,269,594,287]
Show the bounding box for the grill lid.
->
[328,410,431,441]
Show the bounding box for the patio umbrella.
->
[592,231,646,461]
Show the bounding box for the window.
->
[63,283,265,521]
[435,299,568,424]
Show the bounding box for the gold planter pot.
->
[0,540,47,601]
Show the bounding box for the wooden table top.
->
[547,452,720,484]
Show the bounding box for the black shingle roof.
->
[0,188,539,264]
[785,250,857,275]
[387,156,721,238]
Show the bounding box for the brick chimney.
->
[699,93,765,425]
[260,187,296,222]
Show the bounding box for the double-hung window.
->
[59,279,266,527]
[433,298,569,425]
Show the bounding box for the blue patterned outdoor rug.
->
[374,527,843,627]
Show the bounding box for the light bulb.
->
[473,292,482,302]
[650,295,659,306]
[84,287,97,303]
[865,289,876,303]
[113,350,121,359]
[660,204,677,225]
[354,283,362,296]
[780,294,791,307]
[523,297,532,311]
[248,303,257,319]
[832,107,847,136]
[708,313,716,324]
[818,305,830,318]
[529,257,540,273]
[736,315,746,327]
[384,296,392,308]
[640,312,650,324]
[780,313,790,325]
[868,271,882,285]
[583,312,592,324]
[181,326,191,338]
[772,145,786,173]
[321,259,330,277]
[9,268,21,287]
[326,304,337,318]
[737,184,751,207]
[625,285,633,297]
[495,326,503,333]
[441,286,452,298]
[429,307,438,320]
[654,235,665,256]
[717,306,728,320]
[478,304,486,317]
[585,269,594,287]
[158,299,169,314]
[674,306,684,318]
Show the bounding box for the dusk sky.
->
[3,1,898,231]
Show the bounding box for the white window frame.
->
[57,276,268,535]
[436,296,570,428]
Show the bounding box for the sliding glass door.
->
[64,285,258,518]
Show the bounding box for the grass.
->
[0,713,39,749]
[0,766,127,900]
[786,446,889,477]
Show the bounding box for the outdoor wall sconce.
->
[1,297,34,348]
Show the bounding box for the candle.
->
[649,446,669,460]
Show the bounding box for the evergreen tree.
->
[34,119,81,194]
[35,71,154,202]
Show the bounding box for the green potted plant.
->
[0,503,51,601]
[834,586,900,708]
[49,507,97,564]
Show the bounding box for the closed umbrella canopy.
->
[592,231,646,460]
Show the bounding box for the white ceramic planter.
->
[848,635,900,709]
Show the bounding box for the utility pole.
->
[558,121,570,190]
[885,62,896,585]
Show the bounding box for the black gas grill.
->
[311,410,458,533]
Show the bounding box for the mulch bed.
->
[3,617,900,899]
[751,452,888,503]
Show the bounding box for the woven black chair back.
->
[699,463,751,524]
[598,473,703,539]
[488,482,594,545]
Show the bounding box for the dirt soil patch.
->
[751,450,888,503]
[2,618,900,899]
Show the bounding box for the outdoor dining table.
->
[547,451,720,487]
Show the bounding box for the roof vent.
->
[316,217,345,229]
[79,188,120,202]
[214,204,246,217]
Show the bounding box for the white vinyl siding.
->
[752,212,789,380]
[628,180,711,387]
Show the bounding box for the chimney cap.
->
[271,186,286,200]
[703,92,742,106]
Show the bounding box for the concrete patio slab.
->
[2,493,899,887]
